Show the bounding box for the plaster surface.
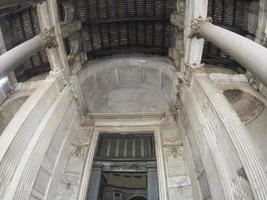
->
[78,55,178,113]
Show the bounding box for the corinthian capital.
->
[183,63,205,86]
[39,27,58,48]
[176,63,204,101]
[188,17,212,38]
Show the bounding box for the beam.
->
[0,0,33,9]
[196,20,267,86]
[87,46,168,58]
[42,0,71,78]
[85,17,169,25]
[184,0,208,66]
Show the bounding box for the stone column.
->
[0,25,14,103]
[87,165,102,200]
[147,167,159,200]
[191,18,267,86]
[0,22,57,78]
[180,67,267,200]
[0,35,45,77]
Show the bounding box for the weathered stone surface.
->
[160,115,193,200]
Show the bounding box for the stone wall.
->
[50,113,193,200]
[46,122,93,200]
[0,80,40,135]
[0,72,81,200]
[160,115,193,200]
[211,72,267,175]
[180,72,267,200]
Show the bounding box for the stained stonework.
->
[209,72,267,176]
[47,127,93,200]
[160,116,193,200]
[0,81,38,134]
[224,89,265,124]
[0,96,27,134]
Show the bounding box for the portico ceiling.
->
[0,0,259,80]
[72,0,175,58]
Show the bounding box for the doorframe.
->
[78,126,168,200]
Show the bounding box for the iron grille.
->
[95,134,156,161]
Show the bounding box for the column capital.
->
[176,63,204,102]
[39,27,58,48]
[183,63,204,86]
[188,17,213,38]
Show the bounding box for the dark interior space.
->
[87,133,158,200]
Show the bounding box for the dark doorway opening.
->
[129,196,147,200]
[87,133,159,200]
[99,172,147,200]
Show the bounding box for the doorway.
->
[128,196,147,200]
[87,133,159,200]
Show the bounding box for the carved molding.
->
[188,17,213,38]
[78,126,168,200]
